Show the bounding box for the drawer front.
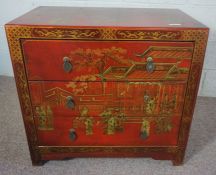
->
[23,40,193,81]
[29,81,186,146]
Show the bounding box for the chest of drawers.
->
[5,7,209,166]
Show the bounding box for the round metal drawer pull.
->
[69,128,77,141]
[63,57,73,73]
[146,57,155,73]
[66,96,75,109]
[144,94,149,102]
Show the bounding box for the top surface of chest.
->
[7,6,206,28]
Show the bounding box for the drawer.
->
[29,81,187,146]
[23,40,193,81]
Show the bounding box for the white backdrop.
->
[0,0,216,97]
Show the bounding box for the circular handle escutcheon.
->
[146,57,155,73]
[69,128,77,141]
[63,57,73,73]
[66,96,75,109]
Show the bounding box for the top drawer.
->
[22,40,193,81]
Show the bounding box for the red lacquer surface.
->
[5,5,209,165]
[29,81,187,146]
[8,7,206,28]
[23,40,193,81]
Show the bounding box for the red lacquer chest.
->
[5,7,209,165]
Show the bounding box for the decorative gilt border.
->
[5,26,40,164]
[5,26,209,165]
[32,28,182,40]
[38,146,177,154]
[176,29,209,164]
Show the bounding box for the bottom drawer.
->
[29,81,187,146]
[36,116,181,146]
